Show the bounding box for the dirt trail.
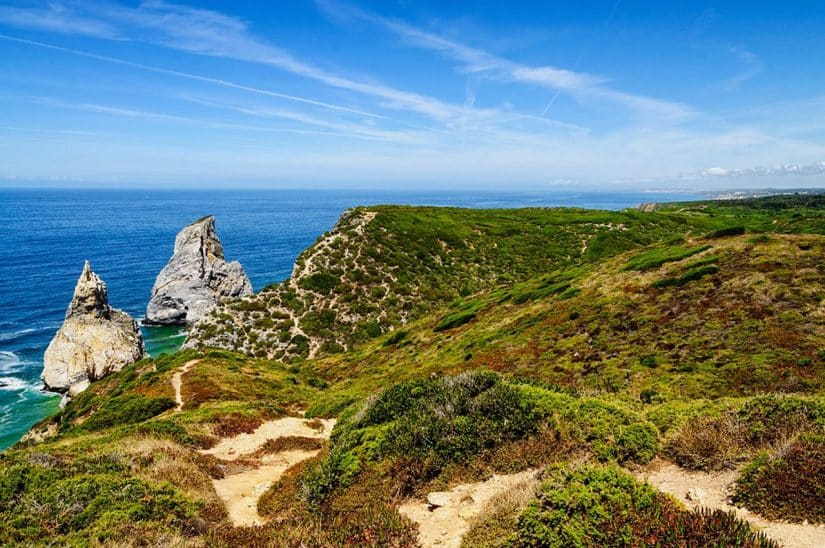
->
[398,469,539,548]
[200,417,336,527]
[636,460,825,548]
[171,359,199,411]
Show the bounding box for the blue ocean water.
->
[0,187,703,449]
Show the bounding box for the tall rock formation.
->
[42,261,145,394]
[145,216,252,326]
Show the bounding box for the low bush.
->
[733,434,825,523]
[302,374,662,511]
[0,460,201,545]
[624,244,711,271]
[511,463,776,547]
[299,272,339,294]
[707,226,746,238]
[652,265,720,288]
[665,395,825,470]
[76,395,176,433]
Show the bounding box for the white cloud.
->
[316,0,695,121]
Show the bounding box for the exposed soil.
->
[199,417,335,527]
[636,459,825,548]
[398,470,539,548]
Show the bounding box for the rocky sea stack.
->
[145,215,252,326]
[42,261,145,395]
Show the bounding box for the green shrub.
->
[511,463,776,547]
[302,372,542,508]
[733,434,825,523]
[0,461,200,545]
[707,226,746,238]
[382,330,408,346]
[434,309,478,331]
[652,265,720,288]
[300,272,339,294]
[75,395,176,433]
[616,422,659,464]
[624,244,711,271]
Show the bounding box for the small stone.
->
[427,492,452,509]
[685,487,706,504]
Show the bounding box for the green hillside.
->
[3,195,825,546]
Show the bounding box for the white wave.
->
[0,328,36,342]
[0,377,29,392]
[0,351,24,373]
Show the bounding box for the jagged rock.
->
[146,216,252,326]
[42,261,145,393]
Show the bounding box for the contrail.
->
[0,33,389,120]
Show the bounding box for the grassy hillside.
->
[3,195,825,546]
[186,197,825,363]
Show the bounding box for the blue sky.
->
[1,1,825,189]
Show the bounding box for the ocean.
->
[0,187,704,449]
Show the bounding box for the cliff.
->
[42,261,145,394]
[145,215,252,326]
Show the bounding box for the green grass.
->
[623,244,711,271]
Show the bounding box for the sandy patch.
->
[398,469,539,548]
[636,460,825,548]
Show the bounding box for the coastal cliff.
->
[42,261,144,394]
[8,196,825,546]
[145,216,252,326]
[184,205,712,360]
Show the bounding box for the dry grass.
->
[461,475,542,547]
[666,414,748,470]
[253,436,324,457]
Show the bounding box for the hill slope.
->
[185,197,825,362]
[4,195,825,546]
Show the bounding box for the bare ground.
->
[398,470,540,548]
[635,459,825,548]
[199,417,335,527]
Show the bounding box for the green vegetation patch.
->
[652,264,720,288]
[301,373,660,511]
[511,463,776,547]
[624,244,711,271]
[733,434,825,523]
[0,454,201,545]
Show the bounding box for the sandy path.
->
[398,469,539,548]
[200,417,335,460]
[211,449,322,526]
[171,359,199,411]
[636,460,825,548]
[200,417,336,527]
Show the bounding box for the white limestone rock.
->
[145,216,252,326]
[42,261,145,393]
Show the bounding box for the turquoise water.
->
[0,188,704,449]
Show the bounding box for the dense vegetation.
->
[504,464,776,547]
[4,194,825,545]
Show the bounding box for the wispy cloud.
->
[0,3,118,38]
[0,2,580,132]
[315,0,695,121]
[722,45,764,91]
[0,34,386,120]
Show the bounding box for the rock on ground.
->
[145,215,252,326]
[42,261,144,394]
